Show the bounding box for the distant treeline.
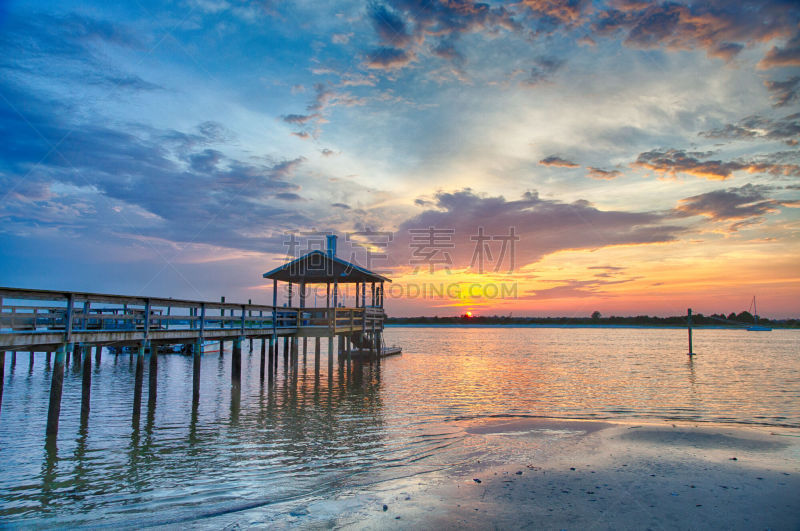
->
[386,311,800,328]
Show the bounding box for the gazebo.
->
[262,235,391,365]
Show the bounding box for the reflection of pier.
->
[0,235,400,438]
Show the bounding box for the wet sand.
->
[332,418,800,530]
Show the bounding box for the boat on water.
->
[747,296,772,331]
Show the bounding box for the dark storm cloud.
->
[700,114,800,146]
[388,189,684,270]
[765,76,800,107]
[673,184,799,228]
[540,155,579,168]
[634,148,800,180]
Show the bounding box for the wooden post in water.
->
[328,336,334,377]
[315,337,321,373]
[268,337,274,379]
[687,308,695,356]
[46,343,69,436]
[29,351,34,371]
[260,338,266,381]
[132,342,146,428]
[95,345,101,364]
[219,339,225,358]
[232,337,242,386]
[0,351,5,416]
[46,351,51,367]
[193,339,202,407]
[283,336,289,364]
[193,303,205,408]
[81,345,92,424]
[148,345,158,409]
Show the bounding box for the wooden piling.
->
[687,308,694,356]
[303,337,307,363]
[46,343,69,436]
[95,345,101,364]
[283,337,289,364]
[81,345,91,423]
[249,337,253,353]
[315,337,321,373]
[148,346,158,408]
[0,352,5,415]
[29,351,35,370]
[73,345,81,370]
[132,343,145,428]
[328,336,334,377]
[232,337,242,385]
[260,339,266,381]
[268,337,275,379]
[192,339,202,407]
[219,339,225,358]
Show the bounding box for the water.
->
[1,327,798,526]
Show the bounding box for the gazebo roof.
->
[263,250,391,284]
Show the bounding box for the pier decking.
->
[0,235,400,438]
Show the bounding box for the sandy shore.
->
[329,418,800,530]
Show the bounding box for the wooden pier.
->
[0,235,400,438]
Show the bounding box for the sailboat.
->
[747,296,772,331]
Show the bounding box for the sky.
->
[0,0,799,318]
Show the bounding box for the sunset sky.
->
[1,0,799,317]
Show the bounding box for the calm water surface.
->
[0,327,798,526]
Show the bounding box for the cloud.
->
[364,46,414,69]
[674,184,799,230]
[634,149,741,180]
[523,56,565,86]
[331,202,351,209]
[388,189,684,270]
[634,148,800,180]
[521,276,640,300]
[281,113,319,125]
[540,155,579,168]
[188,149,223,173]
[700,113,800,146]
[759,33,800,69]
[359,0,519,72]
[0,77,313,254]
[765,76,800,107]
[592,1,800,63]
[282,83,364,138]
[320,148,339,157]
[369,3,412,47]
[275,192,304,201]
[587,167,622,179]
[519,0,591,27]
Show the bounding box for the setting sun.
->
[465,311,473,318]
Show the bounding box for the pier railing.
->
[0,287,384,349]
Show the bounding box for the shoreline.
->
[385,323,800,330]
[288,418,800,529]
